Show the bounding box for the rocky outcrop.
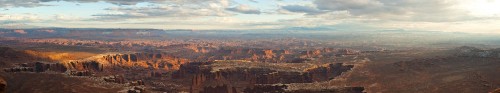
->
[3,61,100,77]
[172,62,208,79]
[3,67,34,72]
[103,75,126,84]
[2,53,189,74]
[105,76,144,86]
[69,70,92,76]
[127,86,146,93]
[491,88,500,93]
[102,53,189,70]
[264,50,275,59]
[4,62,68,73]
[34,62,68,72]
[0,77,5,93]
[128,80,145,86]
[187,45,212,53]
[190,73,206,92]
[306,63,354,81]
[64,61,102,72]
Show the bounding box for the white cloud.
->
[90,4,233,21]
[281,0,478,22]
[54,14,81,21]
[0,13,43,28]
[281,5,324,15]
[226,4,261,14]
[0,0,54,8]
[0,0,230,7]
[1,0,500,34]
[0,13,41,22]
[315,0,384,12]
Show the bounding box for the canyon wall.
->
[172,62,355,93]
[101,53,189,70]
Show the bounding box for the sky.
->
[0,0,499,33]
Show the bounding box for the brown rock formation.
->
[4,62,68,73]
[3,67,34,72]
[0,77,6,93]
[306,63,354,81]
[129,80,145,86]
[491,88,500,93]
[187,45,212,53]
[69,70,92,76]
[103,75,126,84]
[34,62,68,72]
[65,61,102,72]
[191,73,207,93]
[102,53,189,70]
[283,50,292,54]
[264,50,275,59]
[127,86,146,93]
[199,85,237,93]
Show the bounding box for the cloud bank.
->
[1,0,499,33]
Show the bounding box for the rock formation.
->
[0,77,5,93]
[69,70,92,76]
[128,80,145,86]
[64,61,101,72]
[4,62,68,73]
[34,62,68,72]
[127,86,146,93]
[103,75,126,84]
[306,63,354,81]
[101,53,189,70]
[491,88,500,93]
[3,67,34,72]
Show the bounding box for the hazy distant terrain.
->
[2,28,499,49]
